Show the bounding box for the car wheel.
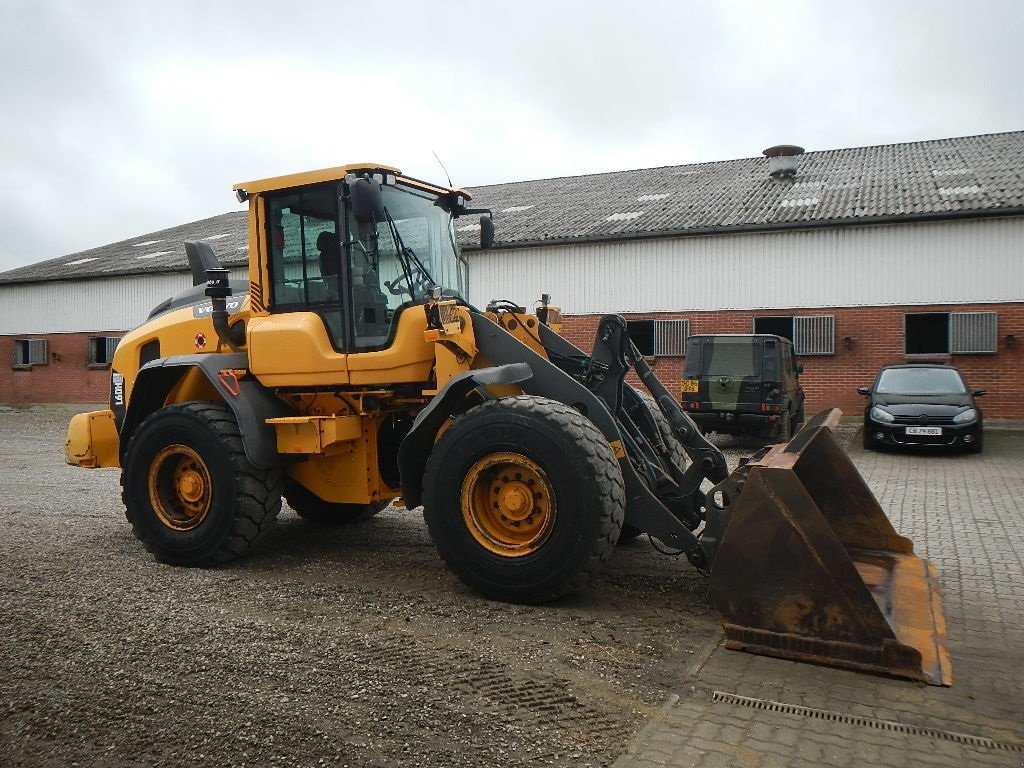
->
[966,432,984,454]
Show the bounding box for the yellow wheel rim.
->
[461,452,556,556]
[148,444,212,531]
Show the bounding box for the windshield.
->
[350,183,466,304]
[875,367,967,396]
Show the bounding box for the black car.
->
[858,364,985,453]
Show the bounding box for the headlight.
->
[870,406,895,423]
[953,408,978,424]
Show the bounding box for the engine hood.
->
[872,394,973,415]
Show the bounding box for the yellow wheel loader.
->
[65,164,951,685]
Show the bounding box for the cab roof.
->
[232,163,471,200]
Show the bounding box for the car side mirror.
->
[973,389,987,397]
[857,387,871,396]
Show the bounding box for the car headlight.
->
[870,406,895,423]
[953,408,978,424]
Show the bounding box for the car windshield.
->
[875,367,967,396]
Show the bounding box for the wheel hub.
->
[462,452,555,556]
[149,444,212,531]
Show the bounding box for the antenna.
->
[431,150,453,188]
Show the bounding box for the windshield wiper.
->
[381,207,435,299]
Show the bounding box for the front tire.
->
[121,402,283,566]
[422,396,625,604]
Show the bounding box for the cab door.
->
[247,183,352,386]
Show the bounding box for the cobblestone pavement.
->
[615,427,1024,768]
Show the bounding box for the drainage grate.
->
[712,691,1024,753]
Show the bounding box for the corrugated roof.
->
[0,211,249,284]
[2,131,1022,285]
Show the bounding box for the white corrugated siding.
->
[0,269,248,334]
[468,218,1024,313]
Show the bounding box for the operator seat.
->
[316,231,341,277]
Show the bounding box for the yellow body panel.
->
[247,312,350,386]
[268,415,363,454]
[344,310,436,386]
[65,410,120,468]
[283,414,399,504]
[113,298,251,408]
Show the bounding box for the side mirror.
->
[350,177,385,224]
[480,216,495,249]
[796,363,804,374]
[973,389,987,397]
[857,387,871,396]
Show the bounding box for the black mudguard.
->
[120,352,294,469]
[397,363,532,508]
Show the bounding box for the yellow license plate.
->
[681,379,699,394]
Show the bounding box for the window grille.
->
[950,311,997,354]
[653,319,689,356]
[793,315,835,355]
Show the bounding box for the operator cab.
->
[256,168,488,353]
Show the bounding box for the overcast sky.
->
[1,0,1021,272]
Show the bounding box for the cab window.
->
[266,185,346,348]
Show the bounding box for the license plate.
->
[906,426,942,436]
[681,379,699,393]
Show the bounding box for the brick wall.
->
[560,302,1024,420]
[0,333,119,405]
[3,303,1022,419]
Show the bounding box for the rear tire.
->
[422,395,625,604]
[284,481,388,525]
[121,402,283,566]
[793,405,805,433]
[775,411,792,442]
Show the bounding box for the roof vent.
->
[763,144,805,179]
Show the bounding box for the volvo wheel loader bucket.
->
[706,409,952,686]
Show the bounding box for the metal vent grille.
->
[654,319,689,357]
[950,311,997,354]
[712,691,1023,752]
[793,315,835,355]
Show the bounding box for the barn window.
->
[626,319,689,357]
[13,339,48,367]
[753,315,835,355]
[88,336,121,366]
[905,311,997,355]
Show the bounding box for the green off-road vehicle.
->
[680,334,805,440]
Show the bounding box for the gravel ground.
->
[0,406,856,768]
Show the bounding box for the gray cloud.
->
[1,0,1022,272]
